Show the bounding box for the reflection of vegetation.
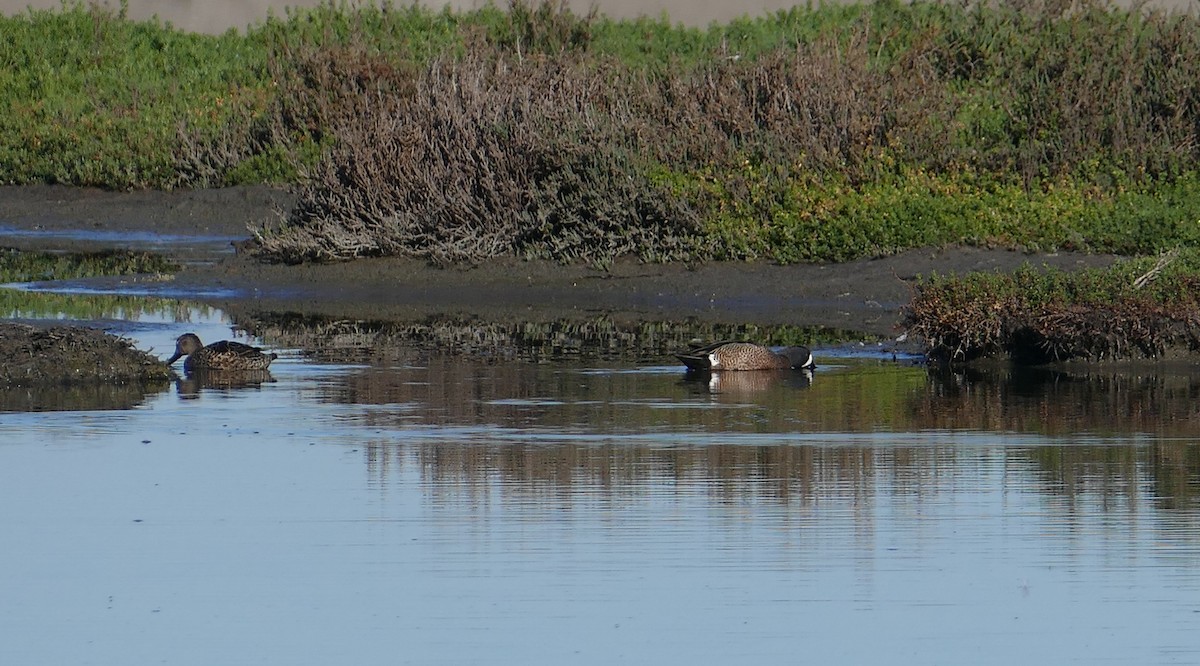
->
[1022,445,1140,510]
[328,359,1200,509]
[1013,442,1200,516]
[1147,444,1200,512]
[242,313,875,364]
[922,366,1200,510]
[0,247,178,282]
[372,441,955,508]
[360,439,1200,517]
[0,288,212,321]
[315,356,927,434]
[0,380,169,412]
[918,365,1200,438]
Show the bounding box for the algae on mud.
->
[0,247,179,283]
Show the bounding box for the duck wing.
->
[674,340,744,371]
[206,340,264,355]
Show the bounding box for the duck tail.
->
[675,352,711,372]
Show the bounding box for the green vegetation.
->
[3,1,1200,268]
[0,247,178,283]
[903,250,1200,363]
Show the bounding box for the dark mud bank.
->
[0,185,1120,339]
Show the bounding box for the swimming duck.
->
[676,341,814,371]
[166,333,277,371]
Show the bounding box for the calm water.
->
[2,304,1200,665]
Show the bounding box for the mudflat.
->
[0,184,1120,338]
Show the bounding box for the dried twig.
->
[1133,249,1178,290]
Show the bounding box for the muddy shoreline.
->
[0,184,1121,339]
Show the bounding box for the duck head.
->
[783,346,815,370]
[166,333,204,366]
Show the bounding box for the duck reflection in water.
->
[174,368,276,398]
[683,366,814,396]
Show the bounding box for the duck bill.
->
[166,351,183,366]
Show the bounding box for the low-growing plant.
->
[903,251,1200,363]
[0,1,270,188]
[0,247,179,283]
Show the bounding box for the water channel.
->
[2,287,1199,665]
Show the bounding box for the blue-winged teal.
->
[166,333,277,371]
[676,341,814,371]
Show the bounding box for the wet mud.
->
[0,184,1121,343]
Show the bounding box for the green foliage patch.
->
[0,247,179,283]
[670,167,1200,262]
[5,1,1200,267]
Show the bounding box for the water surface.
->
[1,304,1198,665]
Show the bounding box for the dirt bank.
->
[0,185,1121,338]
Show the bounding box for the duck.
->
[675,341,814,372]
[166,333,277,372]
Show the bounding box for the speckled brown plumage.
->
[675,341,814,371]
[166,333,277,371]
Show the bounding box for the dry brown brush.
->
[253,47,702,266]
[249,22,949,265]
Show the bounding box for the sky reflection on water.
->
[1,312,1199,665]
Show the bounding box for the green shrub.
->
[6,1,1200,266]
[0,1,269,188]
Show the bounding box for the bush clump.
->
[252,48,703,265]
[903,251,1200,364]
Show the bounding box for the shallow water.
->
[0,224,241,258]
[2,303,1199,665]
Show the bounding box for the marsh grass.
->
[903,250,1200,363]
[0,247,179,283]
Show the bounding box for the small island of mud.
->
[0,322,171,385]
